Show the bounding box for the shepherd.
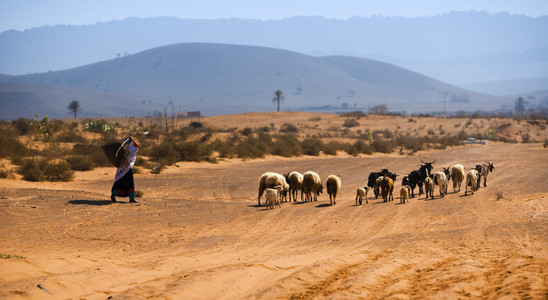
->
[104,137,140,203]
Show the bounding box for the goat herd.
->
[257,160,495,209]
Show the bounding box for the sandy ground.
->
[0,142,547,299]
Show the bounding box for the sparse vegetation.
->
[0,253,25,260]
[0,112,545,179]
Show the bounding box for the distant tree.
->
[68,100,81,118]
[514,97,527,115]
[272,90,284,112]
[370,104,389,115]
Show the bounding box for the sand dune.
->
[0,142,547,299]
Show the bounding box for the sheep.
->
[433,171,448,198]
[302,171,323,202]
[400,185,411,204]
[286,171,304,202]
[355,186,369,205]
[450,164,466,193]
[465,169,480,196]
[475,162,495,187]
[380,176,394,202]
[326,175,342,206]
[265,186,282,209]
[257,172,289,205]
[424,176,434,199]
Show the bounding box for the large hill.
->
[0,43,507,120]
[1,12,547,86]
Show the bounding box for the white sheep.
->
[433,171,448,198]
[465,169,480,196]
[326,175,342,206]
[400,185,410,204]
[450,164,466,193]
[355,186,369,205]
[286,171,304,202]
[424,176,434,199]
[302,171,323,202]
[258,172,289,205]
[265,186,282,209]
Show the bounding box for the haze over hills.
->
[0,43,508,120]
[1,11,547,90]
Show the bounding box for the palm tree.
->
[68,100,81,118]
[272,90,284,112]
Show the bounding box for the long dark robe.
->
[111,168,134,197]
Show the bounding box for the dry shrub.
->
[17,159,44,182]
[148,140,179,165]
[271,134,301,157]
[235,136,267,158]
[0,127,32,159]
[301,138,323,156]
[67,155,95,171]
[43,161,74,181]
[176,141,212,162]
[343,118,360,128]
[279,123,298,133]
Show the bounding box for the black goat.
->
[367,169,397,199]
[406,160,436,197]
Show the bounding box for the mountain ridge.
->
[0,43,508,120]
[1,12,547,85]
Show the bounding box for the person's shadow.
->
[69,200,114,206]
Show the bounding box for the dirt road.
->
[1,143,547,299]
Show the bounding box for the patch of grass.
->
[0,253,25,259]
[135,190,144,198]
[495,191,505,201]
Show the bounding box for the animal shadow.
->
[69,199,114,206]
[315,203,332,208]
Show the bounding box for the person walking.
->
[110,137,140,203]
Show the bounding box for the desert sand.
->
[1,114,547,299]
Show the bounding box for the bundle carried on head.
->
[101,138,130,167]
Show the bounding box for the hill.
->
[1,12,548,85]
[0,43,506,120]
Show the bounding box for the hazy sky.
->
[1,0,547,32]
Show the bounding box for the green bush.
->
[67,155,95,171]
[82,119,116,134]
